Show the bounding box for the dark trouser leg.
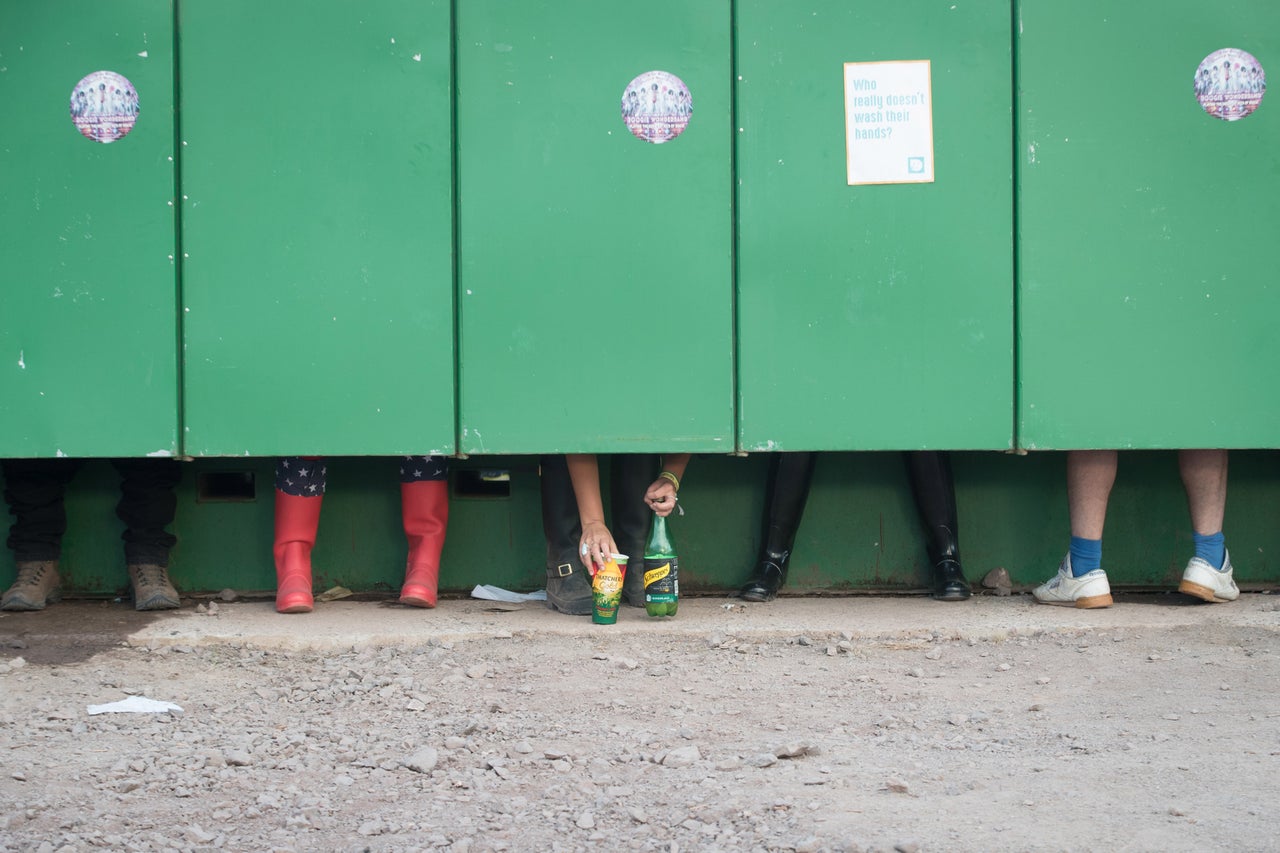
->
[740,452,817,602]
[540,454,591,615]
[3,458,80,562]
[1,459,78,610]
[612,454,660,606]
[112,458,181,567]
[905,450,970,601]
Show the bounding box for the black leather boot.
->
[739,452,816,602]
[612,454,660,607]
[540,455,592,615]
[905,450,971,601]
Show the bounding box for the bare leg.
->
[1067,450,1118,539]
[1178,449,1228,535]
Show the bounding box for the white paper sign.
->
[844,60,934,186]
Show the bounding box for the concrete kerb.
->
[112,593,1280,652]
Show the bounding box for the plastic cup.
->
[591,554,628,624]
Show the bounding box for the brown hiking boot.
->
[1,560,62,611]
[129,563,180,611]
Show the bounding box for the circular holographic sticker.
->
[69,70,140,143]
[620,70,692,144]
[1194,48,1265,121]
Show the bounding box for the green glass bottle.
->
[642,512,678,617]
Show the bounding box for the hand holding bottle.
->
[644,477,678,516]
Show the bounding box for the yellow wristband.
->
[659,471,680,492]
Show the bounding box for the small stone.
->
[981,567,1012,592]
[907,667,924,678]
[796,635,812,646]
[662,746,700,768]
[5,638,27,649]
[826,646,838,657]
[195,603,207,614]
[576,812,595,829]
[627,806,648,823]
[996,663,1011,672]
[1036,677,1050,685]
[1169,807,1187,817]
[1028,704,1045,712]
[11,771,26,782]
[218,588,238,602]
[774,742,814,759]
[895,843,921,853]
[513,741,533,754]
[358,820,386,836]
[884,779,911,794]
[465,665,488,679]
[224,750,252,767]
[715,757,742,771]
[948,715,968,726]
[207,601,219,615]
[615,658,639,670]
[796,838,822,853]
[543,749,569,761]
[747,753,778,768]
[405,748,438,773]
[8,657,26,670]
[185,825,216,844]
[924,647,943,661]
[1163,714,1181,722]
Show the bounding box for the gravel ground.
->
[1,596,1279,852]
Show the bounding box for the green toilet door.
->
[1017,0,1280,449]
[179,0,455,456]
[0,1,178,457]
[456,0,734,454]
[736,0,1015,451]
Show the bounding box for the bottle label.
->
[643,557,678,603]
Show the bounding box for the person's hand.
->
[645,478,678,517]
[579,521,618,575]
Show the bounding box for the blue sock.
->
[1192,531,1226,570]
[1069,536,1102,576]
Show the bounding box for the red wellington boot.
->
[273,490,323,614]
[399,480,449,607]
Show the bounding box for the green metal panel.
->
[0,1,178,458]
[736,1,1014,451]
[178,0,454,456]
[456,0,734,454]
[1017,1,1280,449]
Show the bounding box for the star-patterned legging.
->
[275,456,447,497]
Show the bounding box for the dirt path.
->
[1,596,1279,852]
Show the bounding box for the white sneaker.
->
[1178,550,1239,602]
[1032,555,1113,609]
